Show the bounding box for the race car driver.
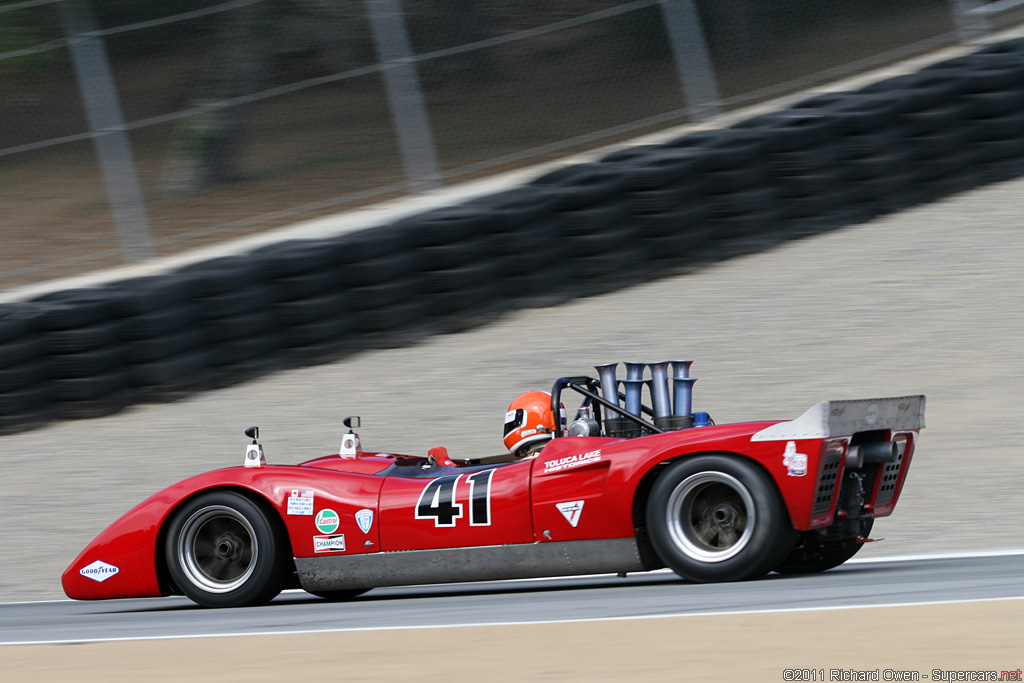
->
[502,391,565,459]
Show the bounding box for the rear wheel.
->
[165,491,291,607]
[646,455,796,583]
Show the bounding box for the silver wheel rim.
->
[177,505,258,593]
[666,471,755,563]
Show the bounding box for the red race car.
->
[63,361,925,608]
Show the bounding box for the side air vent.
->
[812,444,844,515]
[875,439,907,506]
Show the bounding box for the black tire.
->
[618,149,709,190]
[627,181,701,215]
[196,285,273,321]
[307,588,370,601]
[0,382,52,414]
[343,251,418,287]
[49,345,125,378]
[274,290,350,327]
[646,455,796,583]
[104,277,191,317]
[53,368,130,401]
[349,278,417,311]
[164,491,291,608]
[557,201,630,235]
[464,188,558,230]
[126,327,203,364]
[0,401,55,436]
[33,290,115,331]
[422,260,494,293]
[531,164,626,210]
[774,519,873,575]
[253,239,343,278]
[175,257,266,297]
[42,320,121,355]
[57,388,132,420]
[417,239,485,271]
[273,268,343,301]
[279,315,353,348]
[398,207,489,247]
[0,360,44,392]
[120,304,198,341]
[0,304,34,343]
[663,130,766,171]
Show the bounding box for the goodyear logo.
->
[80,560,119,583]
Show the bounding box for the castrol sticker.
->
[315,509,340,533]
[543,449,602,474]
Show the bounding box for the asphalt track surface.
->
[3,551,1022,645]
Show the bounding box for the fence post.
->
[365,0,443,193]
[948,0,990,43]
[59,0,154,263]
[659,0,722,122]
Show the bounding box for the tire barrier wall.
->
[2,37,1024,436]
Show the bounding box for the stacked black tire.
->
[2,37,1024,435]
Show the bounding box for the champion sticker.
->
[315,508,340,533]
[555,501,584,528]
[80,560,119,583]
[313,534,346,553]
[287,489,314,516]
[783,441,808,477]
[543,449,602,474]
[355,509,373,534]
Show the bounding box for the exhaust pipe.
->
[622,362,646,416]
[596,363,632,438]
[650,361,688,431]
[594,363,621,420]
[670,360,695,429]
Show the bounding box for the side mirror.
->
[343,416,360,430]
[244,426,259,441]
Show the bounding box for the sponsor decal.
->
[355,508,373,534]
[865,402,879,425]
[315,508,340,533]
[555,500,585,528]
[313,534,346,553]
[80,560,119,583]
[543,449,602,474]
[783,441,808,477]
[287,489,314,516]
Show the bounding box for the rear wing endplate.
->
[750,395,926,441]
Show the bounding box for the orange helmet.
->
[503,391,565,458]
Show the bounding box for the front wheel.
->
[165,490,291,607]
[646,455,796,583]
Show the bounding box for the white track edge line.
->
[4,595,1023,646]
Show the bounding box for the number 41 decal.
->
[415,470,494,527]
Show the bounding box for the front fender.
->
[62,465,384,601]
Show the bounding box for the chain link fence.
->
[1,0,1021,288]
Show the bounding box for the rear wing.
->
[750,395,926,441]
